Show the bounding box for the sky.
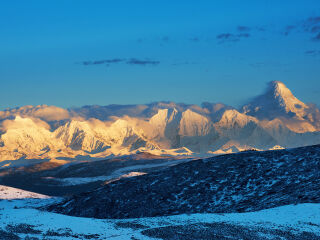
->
[1,0,320,110]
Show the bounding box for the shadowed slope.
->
[48,144,320,219]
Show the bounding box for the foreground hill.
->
[1,198,320,239]
[0,153,187,196]
[49,144,320,219]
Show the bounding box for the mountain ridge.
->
[1,81,320,164]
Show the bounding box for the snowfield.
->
[0,197,320,239]
[0,185,49,200]
[51,171,146,186]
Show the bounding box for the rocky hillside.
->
[48,144,320,219]
[0,153,186,196]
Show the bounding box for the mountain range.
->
[1,81,320,165]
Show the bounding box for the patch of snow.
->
[0,185,49,199]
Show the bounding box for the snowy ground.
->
[42,158,191,186]
[48,171,146,186]
[1,196,320,239]
[0,185,49,200]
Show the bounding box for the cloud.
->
[172,61,197,66]
[312,33,320,41]
[216,33,250,43]
[256,26,266,32]
[283,16,320,41]
[32,106,70,121]
[305,16,320,26]
[216,33,233,40]
[189,37,200,42]
[80,58,160,67]
[311,25,320,33]
[1,116,51,132]
[86,118,113,129]
[161,36,170,42]
[305,50,320,56]
[303,17,320,33]
[126,58,160,66]
[237,26,251,32]
[137,38,145,43]
[303,17,320,41]
[81,59,125,66]
[0,105,71,123]
[249,62,266,68]
[238,33,250,38]
[283,25,297,36]
[215,24,268,44]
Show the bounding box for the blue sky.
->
[1,0,320,110]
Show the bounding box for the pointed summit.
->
[218,109,257,127]
[242,81,308,120]
[271,81,302,102]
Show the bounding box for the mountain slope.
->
[0,185,49,199]
[149,108,181,148]
[54,120,107,152]
[48,144,320,219]
[0,116,66,161]
[242,81,309,120]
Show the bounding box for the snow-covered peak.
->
[54,120,105,152]
[243,81,309,120]
[59,120,92,133]
[270,81,308,113]
[179,109,211,136]
[105,119,138,143]
[112,119,130,128]
[0,116,58,152]
[149,108,179,128]
[148,108,181,148]
[217,109,257,127]
[109,119,137,138]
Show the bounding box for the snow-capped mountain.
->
[149,108,180,148]
[54,120,106,152]
[242,81,320,132]
[0,81,320,163]
[0,116,65,161]
[242,81,308,119]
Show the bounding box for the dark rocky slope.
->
[48,144,320,219]
[0,153,179,196]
